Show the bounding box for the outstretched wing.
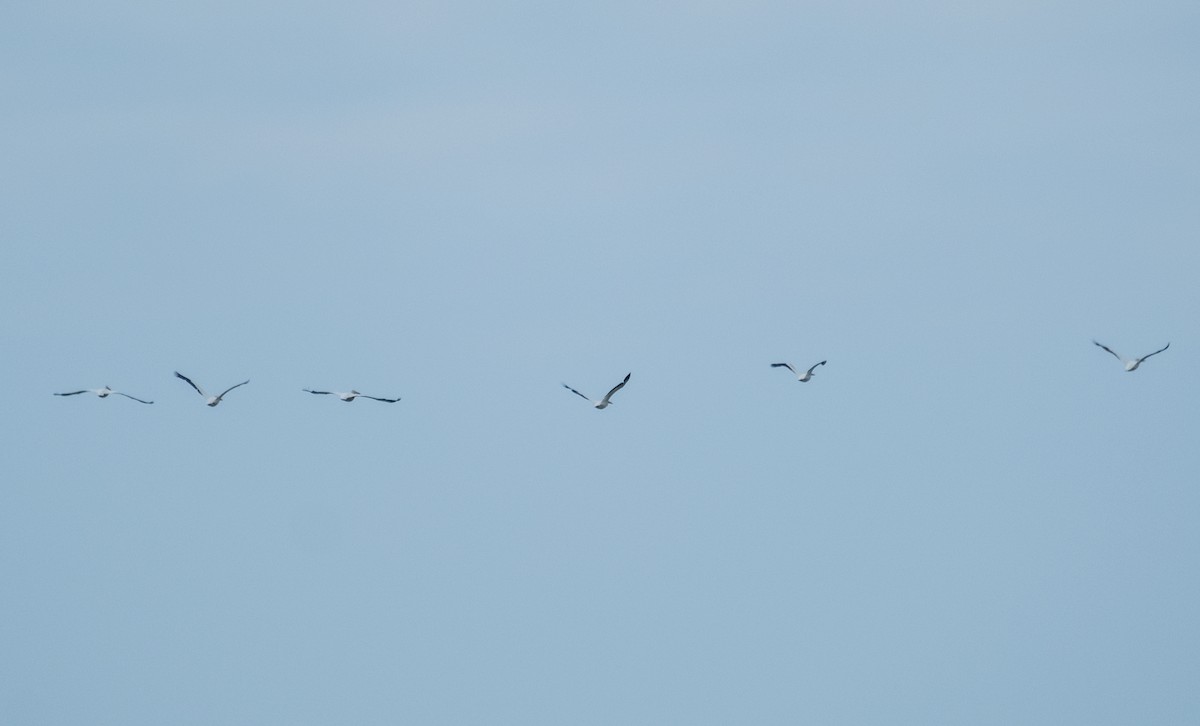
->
[600,373,631,405]
[360,395,401,403]
[303,389,334,395]
[806,360,827,376]
[114,391,154,404]
[216,380,250,399]
[175,371,207,397]
[54,390,89,397]
[562,383,592,402]
[771,362,799,376]
[1138,342,1170,363]
[1092,341,1123,362]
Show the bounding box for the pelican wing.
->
[360,395,401,403]
[1138,342,1170,363]
[304,389,334,395]
[771,363,799,375]
[1092,341,1123,362]
[600,373,631,405]
[216,380,250,399]
[114,392,154,404]
[562,383,592,402]
[54,390,89,397]
[175,371,207,397]
[806,360,827,376]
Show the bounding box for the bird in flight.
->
[303,389,401,403]
[53,386,153,404]
[175,371,250,406]
[1092,341,1170,372]
[771,360,826,382]
[562,372,630,409]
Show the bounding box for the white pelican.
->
[175,371,250,406]
[54,386,153,404]
[562,372,630,409]
[771,360,826,382]
[303,389,401,403]
[1093,341,1170,371]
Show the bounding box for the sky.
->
[1,1,1198,723]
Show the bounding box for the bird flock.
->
[53,340,1169,409]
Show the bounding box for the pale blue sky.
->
[2,1,1198,724]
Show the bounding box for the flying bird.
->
[1092,341,1170,371]
[562,372,631,409]
[53,386,153,404]
[771,360,827,382]
[175,371,250,406]
[303,389,401,403]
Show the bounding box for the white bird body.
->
[54,386,153,404]
[175,371,250,406]
[1092,341,1169,372]
[562,372,631,409]
[771,360,826,382]
[304,389,401,403]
